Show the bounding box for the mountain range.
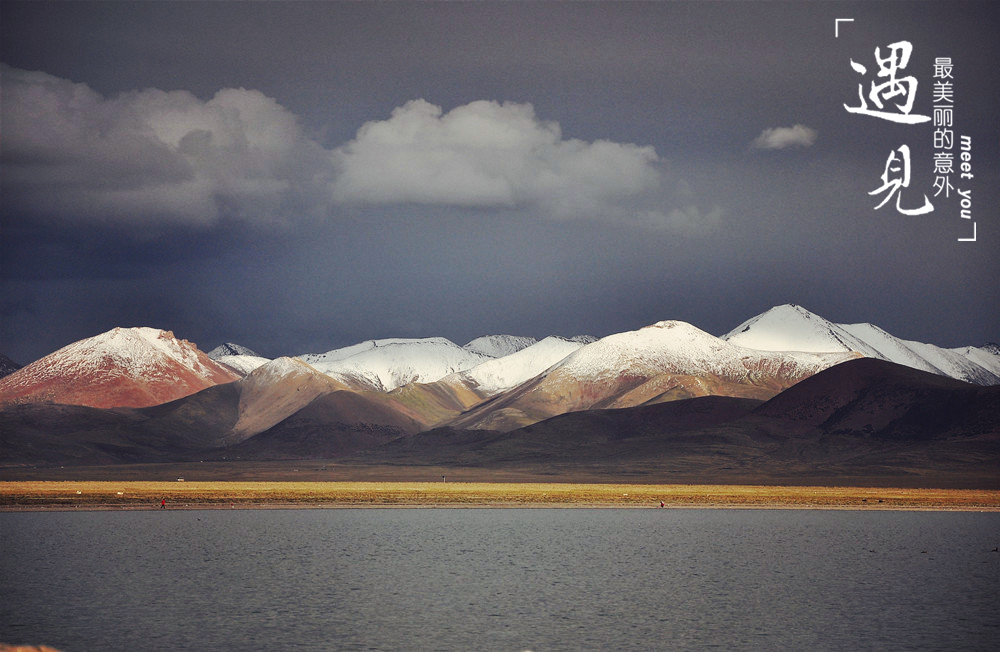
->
[1,305,997,486]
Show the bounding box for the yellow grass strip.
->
[2,481,999,510]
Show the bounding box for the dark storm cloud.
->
[1,64,697,229]
[0,64,335,227]
[1,1,997,364]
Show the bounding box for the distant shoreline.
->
[3,481,999,512]
[4,504,999,513]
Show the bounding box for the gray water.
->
[1,509,998,651]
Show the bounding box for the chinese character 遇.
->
[845,41,930,123]
[870,145,934,215]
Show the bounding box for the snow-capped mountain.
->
[463,335,538,358]
[724,304,1000,385]
[206,342,270,376]
[449,320,857,431]
[0,327,240,409]
[207,342,262,359]
[298,337,492,392]
[951,344,1000,378]
[3,307,993,421]
[298,338,402,366]
[214,354,272,376]
[452,336,589,396]
[724,304,878,354]
[546,320,855,396]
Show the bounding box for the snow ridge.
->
[300,337,491,391]
[557,320,851,382]
[456,336,586,395]
[951,344,1000,378]
[724,304,1000,385]
[215,354,271,376]
[208,342,261,359]
[463,335,538,358]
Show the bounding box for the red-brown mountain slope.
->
[0,327,240,409]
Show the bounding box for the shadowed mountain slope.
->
[219,390,423,460]
[750,356,1000,440]
[357,358,1000,486]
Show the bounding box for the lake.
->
[1,508,998,651]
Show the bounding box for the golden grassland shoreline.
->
[2,481,999,511]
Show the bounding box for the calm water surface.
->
[1,509,998,651]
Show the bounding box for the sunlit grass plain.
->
[2,481,998,510]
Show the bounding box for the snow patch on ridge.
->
[463,335,537,358]
[208,342,262,359]
[951,344,1000,377]
[216,354,272,376]
[457,336,585,395]
[300,338,491,391]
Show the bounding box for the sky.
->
[1,1,998,364]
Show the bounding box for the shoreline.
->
[4,503,999,513]
[3,481,999,512]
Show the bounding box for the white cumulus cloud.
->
[751,124,818,150]
[331,99,662,218]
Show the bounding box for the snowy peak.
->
[558,319,850,382]
[299,337,491,392]
[724,304,1000,385]
[208,342,261,359]
[447,319,856,431]
[463,335,538,358]
[456,336,586,395]
[214,354,271,376]
[559,320,731,379]
[0,327,240,408]
[951,344,1000,378]
[300,337,451,367]
[723,304,878,355]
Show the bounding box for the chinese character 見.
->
[870,145,934,215]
